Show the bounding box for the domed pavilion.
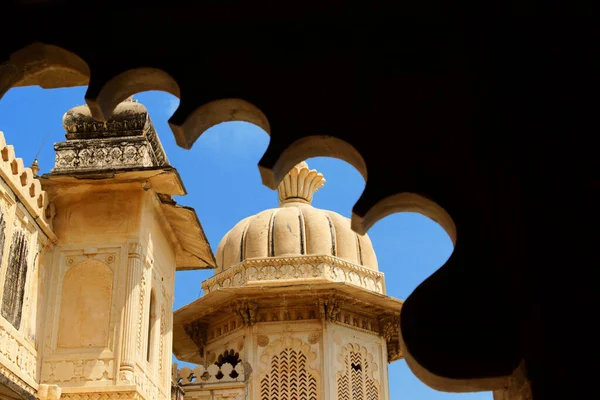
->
[172,162,403,400]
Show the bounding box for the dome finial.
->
[277,161,325,205]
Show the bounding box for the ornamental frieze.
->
[202,255,384,295]
[53,138,154,172]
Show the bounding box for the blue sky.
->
[0,87,491,400]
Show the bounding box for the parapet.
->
[0,131,54,239]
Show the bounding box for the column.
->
[164,294,174,390]
[119,242,144,383]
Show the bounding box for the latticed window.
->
[260,348,318,400]
[337,349,379,400]
[1,230,29,329]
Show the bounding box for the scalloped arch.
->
[351,192,457,243]
[169,98,271,150]
[258,135,367,191]
[0,43,89,101]
[85,67,181,121]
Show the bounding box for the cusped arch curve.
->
[259,135,367,191]
[85,67,181,122]
[0,43,89,101]
[169,98,271,150]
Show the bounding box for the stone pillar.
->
[37,384,62,400]
[164,295,174,389]
[119,242,144,383]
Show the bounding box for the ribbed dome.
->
[215,162,378,272]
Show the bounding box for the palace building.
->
[0,98,403,400]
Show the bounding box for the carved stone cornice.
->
[52,137,155,173]
[231,299,258,326]
[61,393,143,400]
[317,294,341,322]
[202,255,385,295]
[183,320,208,358]
[379,314,402,362]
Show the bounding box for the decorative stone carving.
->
[256,335,269,348]
[318,294,342,322]
[307,332,321,344]
[61,393,142,400]
[60,98,169,167]
[203,255,385,295]
[259,334,319,400]
[231,299,258,326]
[53,138,154,172]
[381,318,398,342]
[136,367,166,400]
[171,161,404,400]
[0,324,37,390]
[177,362,246,385]
[41,359,114,383]
[183,320,208,358]
[379,314,402,362]
[336,343,380,400]
[277,161,325,204]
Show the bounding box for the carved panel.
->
[0,361,36,395]
[40,358,114,383]
[57,259,113,348]
[61,392,142,400]
[136,366,167,400]
[258,332,320,400]
[0,323,37,387]
[260,348,317,400]
[53,137,154,172]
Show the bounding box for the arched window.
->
[147,289,157,362]
[1,231,29,329]
[261,348,318,400]
[337,345,380,400]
